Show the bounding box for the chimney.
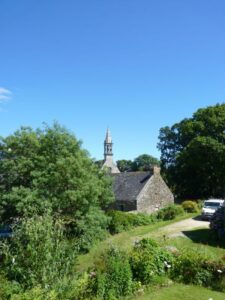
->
[152,165,161,175]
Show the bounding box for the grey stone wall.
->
[137,174,174,213]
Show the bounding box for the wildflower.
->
[217,269,222,274]
[164,261,171,269]
[12,257,15,264]
[89,271,96,278]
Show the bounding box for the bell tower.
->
[102,129,120,173]
[104,128,113,159]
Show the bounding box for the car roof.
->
[204,199,224,203]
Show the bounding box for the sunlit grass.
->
[76,213,197,272]
[131,283,225,300]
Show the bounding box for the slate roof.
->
[112,171,153,201]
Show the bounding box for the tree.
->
[0,123,114,248]
[158,103,225,199]
[132,154,160,171]
[116,160,133,172]
[117,155,160,172]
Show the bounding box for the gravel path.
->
[139,216,210,240]
[158,217,210,238]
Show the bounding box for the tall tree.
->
[0,123,114,249]
[158,103,225,199]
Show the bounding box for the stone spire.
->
[104,128,113,159]
[102,128,120,174]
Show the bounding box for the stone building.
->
[112,166,174,213]
[102,129,174,213]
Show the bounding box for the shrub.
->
[0,213,76,288]
[56,272,93,300]
[182,200,198,213]
[74,207,110,252]
[130,238,174,284]
[107,210,156,234]
[11,286,57,300]
[93,247,133,299]
[0,274,22,300]
[170,250,225,288]
[157,204,184,220]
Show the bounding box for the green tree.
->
[132,154,160,171]
[0,123,114,248]
[158,103,225,199]
[116,159,133,172]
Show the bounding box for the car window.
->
[204,202,221,207]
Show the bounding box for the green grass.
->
[131,283,225,300]
[76,213,197,272]
[158,228,225,260]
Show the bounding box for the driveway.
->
[156,216,210,238]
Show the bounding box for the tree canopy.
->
[117,154,160,172]
[158,103,225,199]
[0,123,114,249]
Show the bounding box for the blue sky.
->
[0,0,225,161]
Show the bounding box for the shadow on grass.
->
[182,228,225,249]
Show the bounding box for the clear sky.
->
[0,0,225,161]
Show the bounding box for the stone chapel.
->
[102,129,174,213]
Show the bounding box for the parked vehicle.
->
[201,199,224,220]
[0,225,13,238]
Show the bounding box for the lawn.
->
[131,283,225,300]
[158,228,225,260]
[76,213,225,299]
[76,213,197,272]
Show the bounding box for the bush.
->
[11,286,57,300]
[0,213,76,288]
[170,250,225,289]
[157,204,184,220]
[93,247,133,299]
[182,200,198,213]
[55,273,93,300]
[107,210,156,234]
[130,238,174,284]
[74,207,110,252]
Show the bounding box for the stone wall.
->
[137,173,174,213]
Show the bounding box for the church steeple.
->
[102,129,120,174]
[104,128,113,159]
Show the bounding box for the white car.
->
[201,199,224,220]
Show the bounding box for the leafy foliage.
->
[182,200,199,213]
[107,205,185,235]
[116,159,133,172]
[158,103,225,199]
[107,210,157,234]
[117,154,160,172]
[156,204,184,220]
[130,238,174,284]
[170,250,225,290]
[0,123,114,249]
[93,247,133,299]
[0,213,76,288]
[132,154,160,171]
